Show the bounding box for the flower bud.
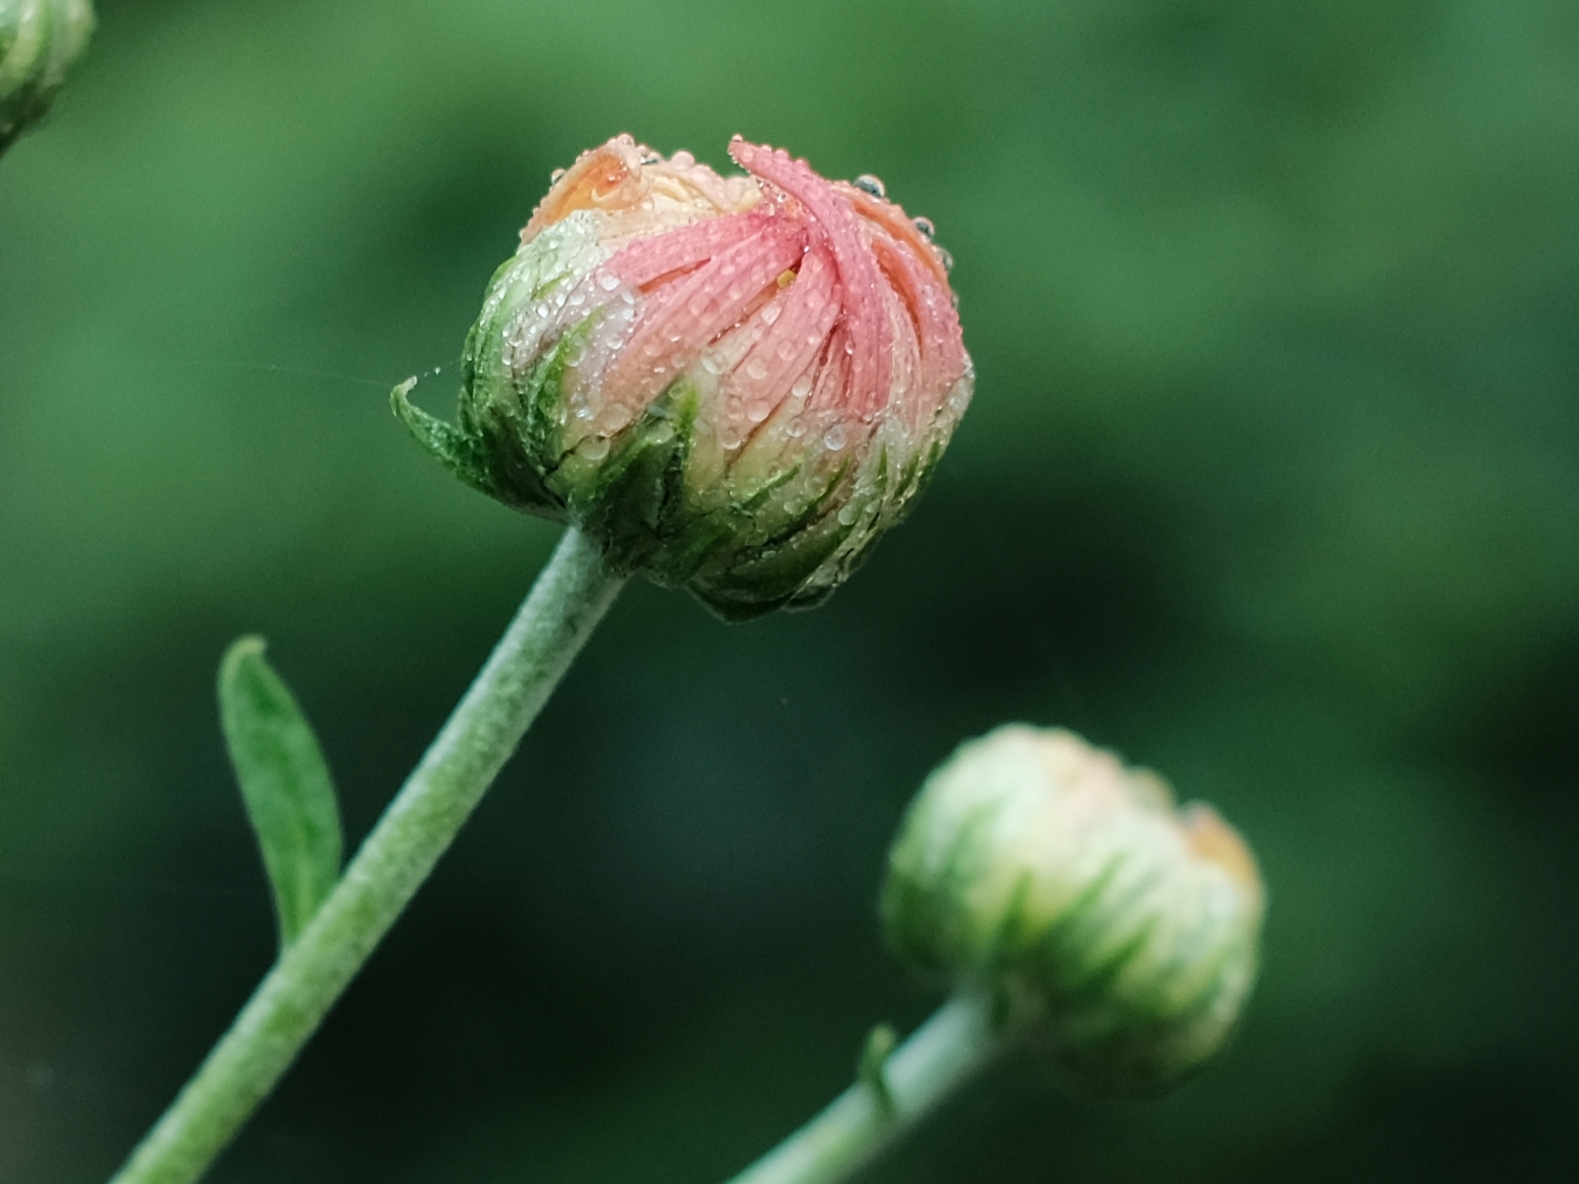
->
[882,725,1265,1093]
[0,0,95,155]
[394,134,972,619]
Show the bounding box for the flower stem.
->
[724,994,1005,1184]
[108,527,625,1184]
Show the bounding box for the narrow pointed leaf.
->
[219,637,343,949]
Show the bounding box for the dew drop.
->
[853,174,887,198]
[745,357,770,381]
[701,353,727,375]
[936,247,955,273]
[760,303,782,325]
[837,502,859,526]
[580,436,611,461]
[912,217,936,241]
[776,341,796,361]
[597,270,621,292]
[787,417,807,438]
[823,424,848,451]
[747,398,772,423]
[550,167,567,183]
[790,376,814,400]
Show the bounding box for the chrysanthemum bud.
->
[0,0,95,155]
[394,134,973,619]
[882,726,1265,1093]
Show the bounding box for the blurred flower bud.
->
[0,0,95,155]
[394,134,972,619]
[882,725,1265,1093]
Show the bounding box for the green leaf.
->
[218,637,343,949]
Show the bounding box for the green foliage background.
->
[2,0,1576,1179]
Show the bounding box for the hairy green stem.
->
[109,527,625,1184]
[724,994,1005,1184]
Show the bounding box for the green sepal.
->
[391,378,502,496]
[218,637,343,951]
[570,388,697,573]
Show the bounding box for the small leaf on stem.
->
[858,1023,899,1116]
[219,637,343,950]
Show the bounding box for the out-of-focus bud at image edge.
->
[0,0,95,154]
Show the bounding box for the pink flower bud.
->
[394,135,973,619]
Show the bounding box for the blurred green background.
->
[3,0,1577,1180]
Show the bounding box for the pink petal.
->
[607,212,778,290]
[729,138,892,420]
[723,246,840,432]
[606,217,807,405]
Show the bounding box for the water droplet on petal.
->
[823,424,848,451]
[837,502,859,526]
[747,398,772,423]
[913,216,936,240]
[580,436,611,461]
[936,247,955,273]
[790,376,814,400]
[760,303,782,325]
[550,167,567,183]
[745,357,770,381]
[597,270,621,292]
[854,174,886,198]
